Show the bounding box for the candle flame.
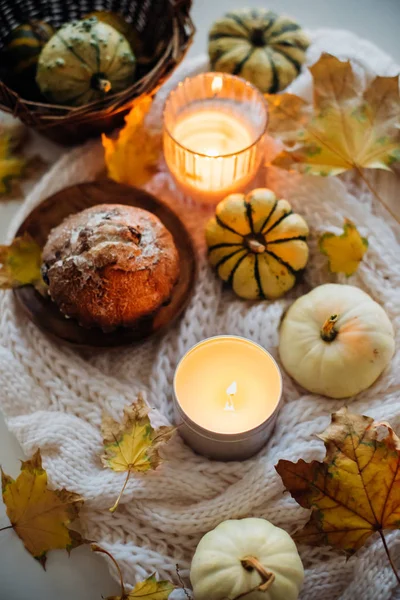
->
[211,76,223,94]
[226,381,237,396]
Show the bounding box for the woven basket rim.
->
[0,0,195,123]
[4,34,175,115]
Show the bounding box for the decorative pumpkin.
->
[3,20,54,98]
[84,11,138,54]
[279,284,395,398]
[206,188,309,300]
[190,518,304,600]
[84,11,162,66]
[36,17,136,106]
[208,9,309,93]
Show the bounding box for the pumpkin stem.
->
[91,73,112,93]
[321,314,339,342]
[247,239,265,253]
[241,556,275,592]
[251,27,265,47]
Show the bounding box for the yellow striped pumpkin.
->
[208,9,309,93]
[206,188,309,300]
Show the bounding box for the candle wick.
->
[224,393,235,412]
[225,381,237,411]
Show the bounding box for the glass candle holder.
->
[163,73,268,204]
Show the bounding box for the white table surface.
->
[1,1,400,599]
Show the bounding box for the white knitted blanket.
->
[1,29,400,600]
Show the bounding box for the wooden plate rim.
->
[13,180,198,349]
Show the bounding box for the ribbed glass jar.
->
[163,72,268,204]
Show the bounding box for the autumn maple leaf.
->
[319,219,368,276]
[0,135,25,196]
[101,395,175,512]
[267,53,400,176]
[266,54,400,222]
[276,407,400,583]
[93,545,175,600]
[0,233,44,290]
[102,95,161,188]
[1,449,86,568]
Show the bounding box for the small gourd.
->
[206,188,309,300]
[208,9,309,93]
[85,11,164,66]
[279,284,395,398]
[190,518,304,600]
[36,17,136,106]
[85,11,138,54]
[3,20,54,98]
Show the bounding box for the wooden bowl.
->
[14,180,197,348]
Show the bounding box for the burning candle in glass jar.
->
[173,336,282,461]
[163,73,268,203]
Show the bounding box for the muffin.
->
[41,204,180,329]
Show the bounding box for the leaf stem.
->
[176,564,193,600]
[110,470,131,514]
[0,525,13,533]
[91,544,126,598]
[354,167,400,224]
[379,530,400,585]
[267,98,400,225]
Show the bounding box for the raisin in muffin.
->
[42,204,180,329]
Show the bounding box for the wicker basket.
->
[0,0,194,144]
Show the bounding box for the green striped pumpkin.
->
[208,9,309,93]
[3,20,54,98]
[36,17,136,106]
[206,188,309,300]
[4,20,54,76]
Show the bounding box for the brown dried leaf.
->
[276,408,400,556]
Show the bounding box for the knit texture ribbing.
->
[0,30,399,599]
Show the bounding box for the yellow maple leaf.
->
[1,449,86,568]
[101,395,175,512]
[124,576,174,600]
[0,136,25,195]
[92,545,175,600]
[266,53,400,176]
[319,219,368,276]
[108,575,174,600]
[276,408,400,584]
[0,233,44,289]
[102,96,161,187]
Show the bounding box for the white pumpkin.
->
[279,284,395,399]
[190,518,304,600]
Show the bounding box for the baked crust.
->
[42,204,180,329]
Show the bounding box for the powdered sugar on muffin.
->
[42,204,180,329]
